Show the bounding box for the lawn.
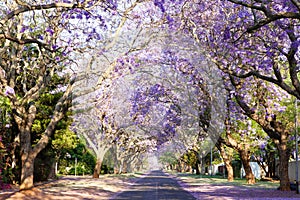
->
[171,172,280,189]
[167,172,300,199]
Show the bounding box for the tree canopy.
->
[0,0,299,192]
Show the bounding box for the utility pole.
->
[296,99,299,194]
[75,157,77,177]
[210,144,213,176]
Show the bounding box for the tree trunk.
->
[200,157,206,174]
[183,164,186,172]
[20,153,35,190]
[14,81,72,190]
[216,140,234,182]
[119,160,124,174]
[47,161,56,179]
[19,112,35,190]
[239,150,255,184]
[93,159,102,178]
[225,161,234,182]
[221,151,234,182]
[277,137,290,191]
[269,152,276,178]
[195,161,200,175]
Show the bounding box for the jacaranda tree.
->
[153,0,299,190]
[0,0,119,190]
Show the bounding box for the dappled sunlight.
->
[2,174,144,200]
[5,188,53,200]
[112,170,196,200]
[2,170,300,199]
[175,174,300,199]
[186,184,300,200]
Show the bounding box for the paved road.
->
[112,170,196,200]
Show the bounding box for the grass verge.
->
[170,172,280,190]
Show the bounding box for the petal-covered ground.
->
[173,174,300,200]
[1,173,300,199]
[0,174,145,200]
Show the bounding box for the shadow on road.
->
[112,170,196,200]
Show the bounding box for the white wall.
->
[241,162,261,179]
[288,161,300,181]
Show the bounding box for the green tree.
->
[180,150,199,173]
[0,96,19,188]
[52,128,78,174]
[29,91,74,181]
[61,138,96,176]
[159,151,178,170]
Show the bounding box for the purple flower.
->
[223,27,231,40]
[238,10,247,18]
[20,26,28,33]
[46,27,54,36]
[38,35,44,40]
[76,13,83,19]
[82,11,90,19]
[259,142,266,149]
[154,0,165,12]
[291,40,299,50]
[52,45,58,50]
[4,86,15,96]
[166,15,174,23]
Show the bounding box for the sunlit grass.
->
[171,172,280,189]
[104,171,146,179]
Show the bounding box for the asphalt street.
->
[112,170,196,200]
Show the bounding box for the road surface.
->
[112,170,196,200]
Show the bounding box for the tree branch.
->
[227,0,300,32]
[32,80,73,158]
[1,2,85,23]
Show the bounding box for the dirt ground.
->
[0,175,142,200]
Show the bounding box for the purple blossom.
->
[4,86,15,96]
[266,49,274,57]
[259,143,266,149]
[46,27,54,36]
[52,45,58,50]
[20,26,28,33]
[289,136,296,142]
[82,10,91,19]
[166,15,174,24]
[223,27,231,40]
[154,0,165,12]
[38,35,44,40]
[76,13,83,19]
[238,10,247,18]
[291,40,299,50]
